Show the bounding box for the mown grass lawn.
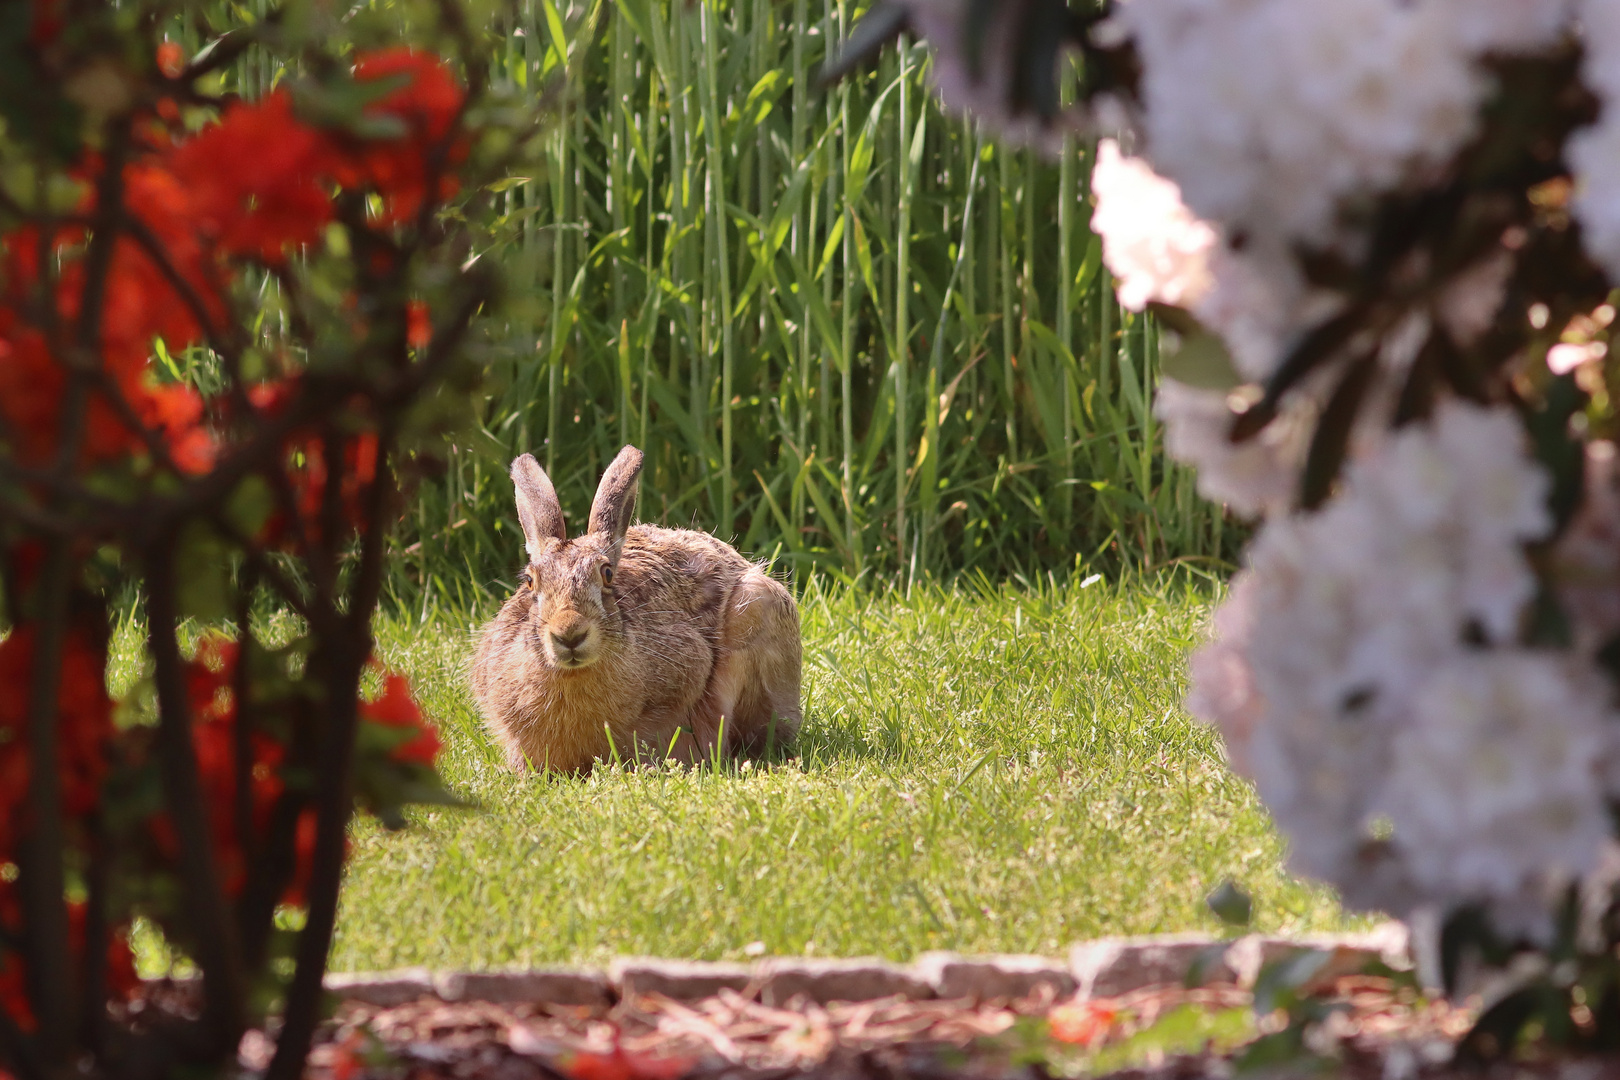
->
[321,570,1355,972]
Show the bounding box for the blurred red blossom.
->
[0,46,465,478]
[148,637,319,903]
[0,626,114,853]
[363,671,442,766]
[1048,1000,1120,1047]
[407,299,431,348]
[0,896,138,1033]
[336,48,468,225]
[147,638,442,905]
[0,625,134,1034]
[168,89,339,264]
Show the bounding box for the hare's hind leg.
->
[699,569,802,758]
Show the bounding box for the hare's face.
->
[507,445,642,673]
[524,536,621,671]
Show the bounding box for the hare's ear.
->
[512,454,565,560]
[588,445,644,553]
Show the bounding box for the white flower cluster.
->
[1117,0,1569,246]
[1090,139,1317,514]
[1571,0,1620,278]
[1189,403,1620,935]
[1154,380,1312,518]
[1088,141,1216,312]
[1089,140,1308,375]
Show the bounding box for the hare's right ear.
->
[511,454,565,560]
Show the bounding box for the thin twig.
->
[17,543,77,1068]
[145,542,247,1055]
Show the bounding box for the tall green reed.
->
[381,1,1238,610]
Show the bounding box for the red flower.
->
[1048,1000,1120,1047]
[156,42,184,78]
[0,162,223,474]
[406,299,431,349]
[0,45,470,481]
[30,0,62,48]
[149,638,319,904]
[0,898,138,1034]
[0,626,113,854]
[362,673,441,766]
[168,90,338,263]
[562,1047,695,1080]
[0,880,137,1036]
[138,384,215,474]
[333,49,467,225]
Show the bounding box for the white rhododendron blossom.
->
[904,0,1620,944]
[1571,0,1620,277]
[1090,140,1304,380]
[1381,652,1620,938]
[1089,141,1216,311]
[1184,403,1606,929]
[1154,380,1311,517]
[1117,0,1568,246]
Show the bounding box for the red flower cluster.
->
[0,627,136,1031]
[363,671,443,766]
[149,639,442,905]
[149,637,320,904]
[244,380,384,546]
[0,47,466,477]
[0,897,139,1033]
[334,48,469,227]
[167,46,465,259]
[0,626,113,854]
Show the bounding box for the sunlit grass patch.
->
[322,571,1354,972]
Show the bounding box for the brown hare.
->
[471,445,802,774]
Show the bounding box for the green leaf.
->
[486,176,532,194]
[1206,879,1253,928]
[224,476,274,540]
[1251,949,1332,1017]
[172,520,233,624]
[1160,332,1241,392]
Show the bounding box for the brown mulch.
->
[243,975,1620,1080]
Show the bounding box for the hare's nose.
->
[552,627,588,652]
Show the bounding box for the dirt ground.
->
[251,975,1620,1080]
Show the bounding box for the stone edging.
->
[321,923,1409,1009]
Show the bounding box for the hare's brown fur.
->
[471,447,801,773]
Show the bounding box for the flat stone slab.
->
[313,924,1410,1009]
[434,968,612,1006]
[1070,924,1411,1000]
[610,958,754,1000]
[1069,933,1228,1000]
[1226,923,1411,987]
[325,968,436,1008]
[755,958,935,1006]
[914,952,1077,1001]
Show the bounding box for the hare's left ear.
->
[588,445,644,556]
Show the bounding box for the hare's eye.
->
[601,565,614,587]
[518,569,532,588]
